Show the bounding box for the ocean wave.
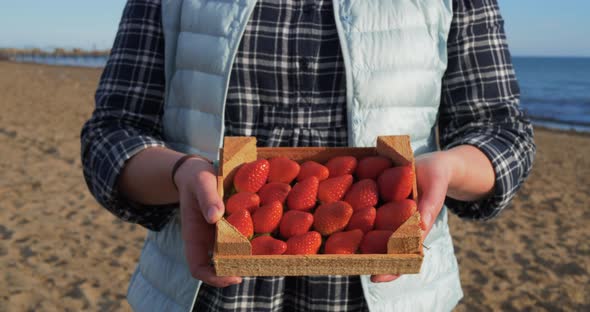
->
[527,114,590,128]
[521,97,590,106]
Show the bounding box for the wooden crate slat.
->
[214,254,423,276]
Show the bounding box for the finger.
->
[185,237,243,287]
[180,192,242,287]
[371,274,400,283]
[186,245,243,288]
[193,164,225,224]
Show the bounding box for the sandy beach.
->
[0,61,588,311]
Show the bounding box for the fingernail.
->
[207,207,219,223]
[232,277,242,284]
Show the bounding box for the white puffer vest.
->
[127,0,463,311]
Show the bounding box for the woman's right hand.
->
[173,157,243,287]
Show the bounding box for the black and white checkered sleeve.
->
[80,0,176,231]
[439,0,536,220]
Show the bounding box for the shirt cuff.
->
[92,134,177,231]
[442,131,522,220]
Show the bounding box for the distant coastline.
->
[0,47,110,59]
[0,48,110,68]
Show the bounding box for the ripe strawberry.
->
[285,231,322,255]
[268,157,300,184]
[280,210,314,239]
[343,179,378,211]
[258,182,291,205]
[355,156,393,180]
[313,201,353,236]
[346,207,376,233]
[287,177,319,211]
[252,201,283,234]
[234,159,270,193]
[297,161,330,182]
[375,199,417,232]
[324,229,364,254]
[226,209,254,239]
[359,230,393,254]
[326,156,357,178]
[251,236,287,255]
[377,165,414,202]
[318,174,353,203]
[225,192,260,215]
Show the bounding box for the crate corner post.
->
[387,212,423,255]
[219,136,257,197]
[376,135,418,201]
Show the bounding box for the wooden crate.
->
[213,136,423,276]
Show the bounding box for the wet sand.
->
[0,61,588,311]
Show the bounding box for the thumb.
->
[417,177,447,239]
[418,197,436,238]
[194,167,225,224]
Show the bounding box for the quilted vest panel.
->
[127,1,462,311]
[333,0,452,154]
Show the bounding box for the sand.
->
[0,61,588,311]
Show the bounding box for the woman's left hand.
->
[371,151,453,283]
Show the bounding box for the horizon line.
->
[2,46,589,59]
[512,54,590,58]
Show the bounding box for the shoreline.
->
[533,125,590,137]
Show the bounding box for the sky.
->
[0,0,588,57]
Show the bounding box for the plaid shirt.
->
[226,0,348,148]
[81,0,535,310]
[81,0,535,231]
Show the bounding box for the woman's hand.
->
[118,147,247,286]
[371,151,453,283]
[174,157,243,287]
[371,145,494,283]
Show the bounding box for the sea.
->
[8,55,590,132]
[513,57,590,132]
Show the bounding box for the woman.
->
[81,0,535,311]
